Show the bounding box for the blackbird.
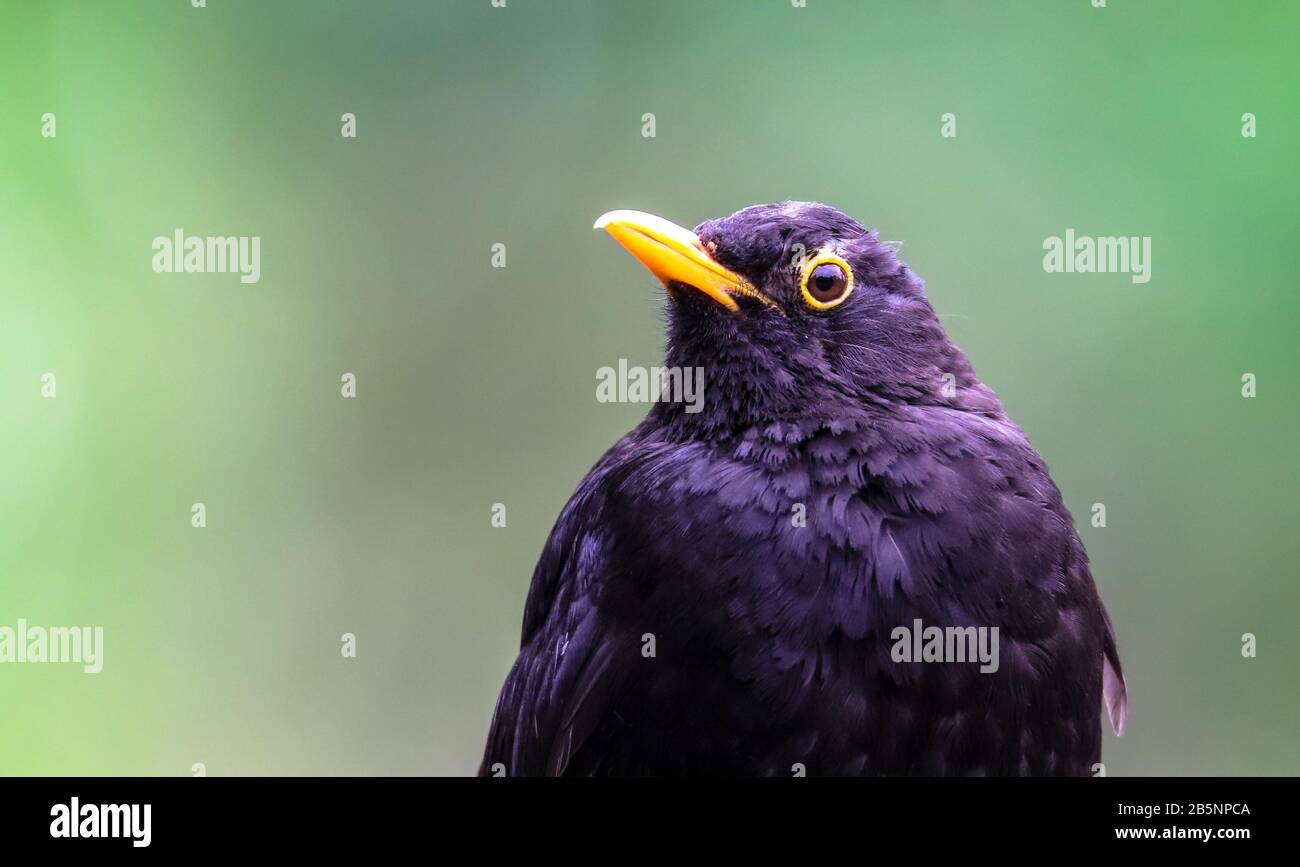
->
[481,203,1126,776]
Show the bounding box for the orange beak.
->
[594,210,770,312]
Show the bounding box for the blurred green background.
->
[2,0,1297,775]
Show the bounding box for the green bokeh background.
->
[2,0,1297,776]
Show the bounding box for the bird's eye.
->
[800,254,854,310]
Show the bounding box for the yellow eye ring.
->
[799,252,854,310]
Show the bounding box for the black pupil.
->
[811,265,845,301]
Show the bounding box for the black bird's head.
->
[595,202,998,436]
